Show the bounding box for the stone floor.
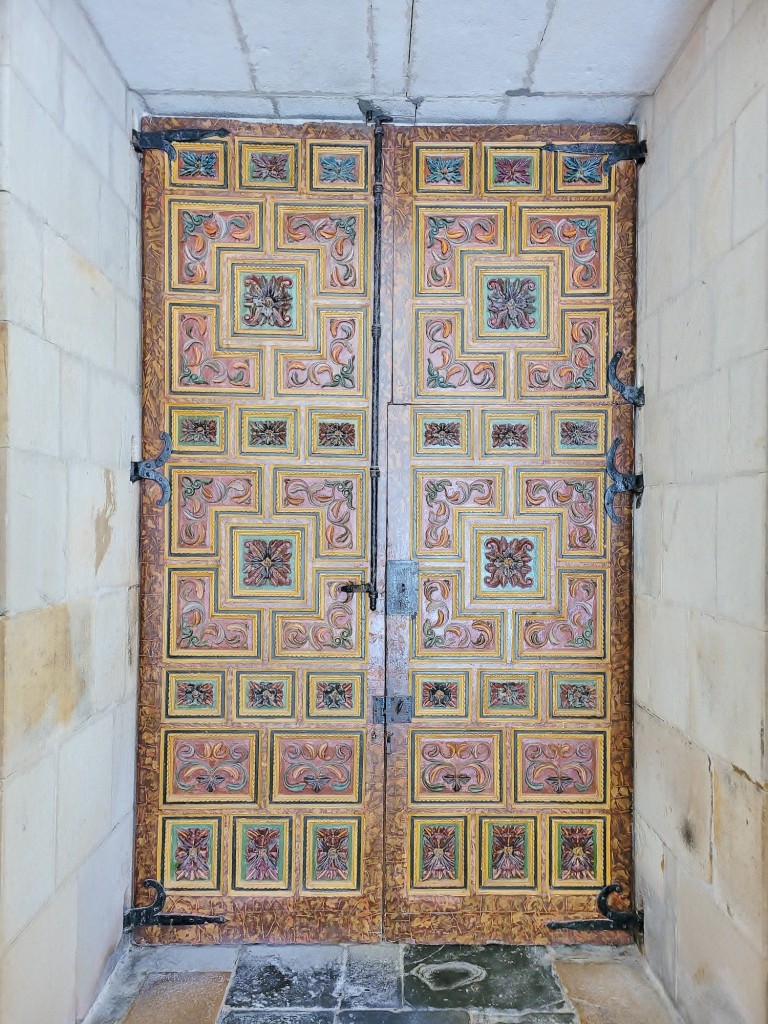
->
[84,943,681,1024]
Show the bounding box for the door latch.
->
[373,695,414,724]
[386,560,418,616]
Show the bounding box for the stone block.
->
[716,0,768,133]
[114,289,141,385]
[712,761,767,950]
[92,588,130,710]
[633,594,652,709]
[0,876,78,1024]
[674,369,730,483]
[733,87,768,244]
[4,71,66,221]
[7,0,62,120]
[111,698,137,828]
[0,193,44,335]
[635,708,712,878]
[659,278,713,391]
[42,228,116,365]
[667,62,717,197]
[689,611,765,778]
[109,120,140,215]
[62,54,112,180]
[56,711,114,880]
[713,224,768,368]
[646,183,692,309]
[60,353,91,461]
[633,815,678,998]
[75,818,133,1017]
[653,17,706,120]
[661,484,717,613]
[633,479,662,599]
[4,449,67,615]
[716,473,767,629]
[0,753,57,945]
[98,185,131,284]
[4,323,61,457]
[1,600,93,775]
[690,128,735,270]
[728,351,768,474]
[677,868,768,1024]
[647,600,690,732]
[705,0,734,57]
[88,371,140,470]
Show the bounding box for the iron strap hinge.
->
[124,879,226,930]
[605,437,644,524]
[547,883,644,933]
[131,127,229,160]
[373,695,414,725]
[608,349,645,406]
[544,140,647,168]
[130,431,172,506]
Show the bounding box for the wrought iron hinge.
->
[605,437,644,524]
[124,879,226,930]
[131,127,229,160]
[130,431,171,506]
[547,883,644,933]
[608,349,645,406]
[373,695,414,725]
[339,580,377,611]
[544,140,647,169]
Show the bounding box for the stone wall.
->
[633,0,767,1020]
[0,0,142,1020]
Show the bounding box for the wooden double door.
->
[136,120,636,943]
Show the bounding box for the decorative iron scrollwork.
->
[608,349,645,406]
[544,141,647,169]
[123,879,226,930]
[546,882,644,933]
[130,431,172,506]
[605,437,644,524]
[131,127,229,161]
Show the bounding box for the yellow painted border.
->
[514,729,607,804]
[478,816,538,890]
[479,671,538,718]
[232,816,293,891]
[162,728,258,804]
[412,671,469,718]
[160,815,222,891]
[410,729,504,804]
[549,815,608,890]
[410,815,467,890]
[303,815,362,891]
[168,141,228,189]
[236,671,295,719]
[270,730,365,804]
[237,140,299,191]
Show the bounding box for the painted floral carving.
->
[283,316,359,390]
[176,474,254,550]
[172,737,251,796]
[316,679,353,710]
[245,826,282,882]
[560,420,599,446]
[486,276,537,331]
[278,578,360,656]
[249,419,288,446]
[242,538,293,588]
[250,152,289,182]
[425,156,463,184]
[281,477,357,551]
[491,824,526,879]
[278,737,356,795]
[180,151,217,178]
[319,155,358,183]
[247,678,286,709]
[318,421,356,447]
[242,273,294,329]
[422,679,458,710]
[423,316,498,391]
[179,418,218,444]
[559,682,598,710]
[283,213,360,288]
[491,422,529,449]
[176,680,215,709]
[527,214,601,290]
[177,311,251,389]
[423,213,498,289]
[418,738,495,796]
[521,577,598,654]
[483,537,534,589]
[421,826,456,881]
[521,738,597,796]
[423,421,461,447]
[173,827,211,881]
[489,678,528,709]
[421,577,496,653]
[563,155,604,184]
[315,827,350,879]
[175,575,252,652]
[524,477,597,551]
[559,825,597,880]
[177,208,254,286]
[525,315,601,391]
[493,156,532,185]
[423,476,495,550]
